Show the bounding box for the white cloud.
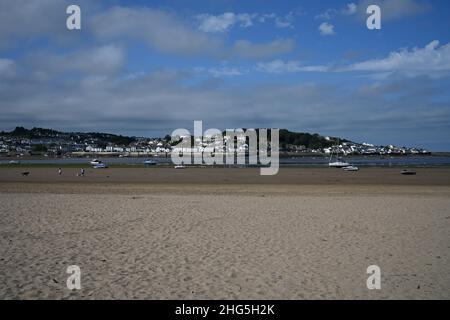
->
[196,13,235,33]
[258,13,276,23]
[0,2,296,59]
[196,11,296,32]
[0,0,100,50]
[195,66,244,77]
[315,3,357,19]
[274,12,295,29]
[91,7,217,57]
[347,40,450,75]
[262,41,450,78]
[91,7,294,59]
[76,45,125,75]
[256,60,301,73]
[209,67,244,77]
[319,22,335,36]
[314,9,336,20]
[28,45,125,76]
[297,65,330,72]
[343,3,358,15]
[256,60,331,74]
[0,0,61,48]
[237,13,255,28]
[196,12,256,33]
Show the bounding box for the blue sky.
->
[0,0,450,150]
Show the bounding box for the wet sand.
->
[0,167,449,299]
[1,167,450,186]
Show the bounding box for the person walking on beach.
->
[80,168,85,177]
[58,168,62,175]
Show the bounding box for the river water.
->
[2,155,450,167]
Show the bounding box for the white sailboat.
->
[329,139,350,168]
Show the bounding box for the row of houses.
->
[322,142,430,156]
[0,133,430,156]
[86,145,170,153]
[0,135,172,155]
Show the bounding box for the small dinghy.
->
[90,159,102,165]
[329,160,351,168]
[93,163,108,169]
[401,169,416,175]
[343,165,359,171]
[143,159,157,166]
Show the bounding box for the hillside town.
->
[0,127,430,158]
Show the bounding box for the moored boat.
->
[329,160,351,168]
[143,159,157,166]
[90,159,102,165]
[329,139,351,168]
[343,165,359,171]
[93,163,108,169]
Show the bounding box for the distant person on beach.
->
[58,168,62,175]
[79,168,85,177]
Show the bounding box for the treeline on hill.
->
[1,127,136,146]
[3,127,59,138]
[279,129,346,149]
[84,132,136,145]
[255,129,345,149]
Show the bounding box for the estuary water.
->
[2,155,450,167]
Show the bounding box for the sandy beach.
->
[0,167,449,299]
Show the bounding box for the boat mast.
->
[337,138,340,160]
[329,138,338,163]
